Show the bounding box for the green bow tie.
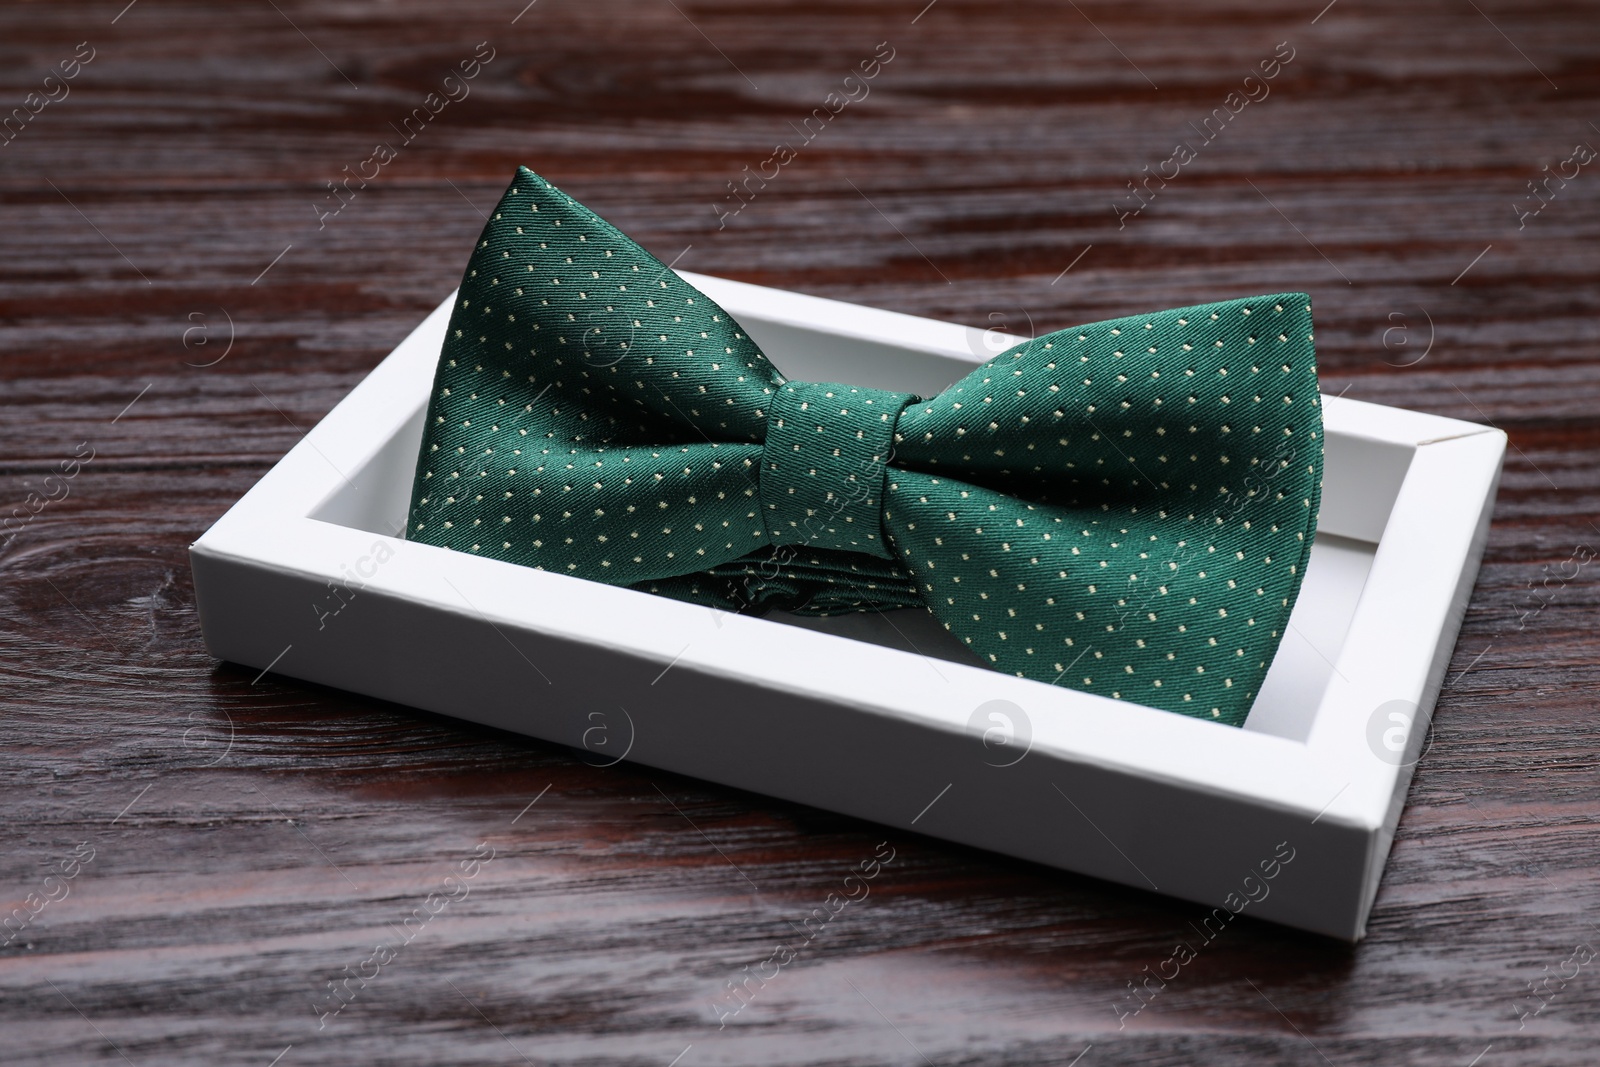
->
[408,167,1324,726]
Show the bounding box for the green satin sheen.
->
[408,167,1325,725]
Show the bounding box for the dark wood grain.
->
[3,0,1600,1063]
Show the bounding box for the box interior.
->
[310,305,1412,744]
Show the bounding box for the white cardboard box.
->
[190,273,1504,939]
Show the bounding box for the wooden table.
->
[3,1,1597,1063]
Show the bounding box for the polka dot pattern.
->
[408,167,1325,727]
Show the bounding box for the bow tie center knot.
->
[759,380,917,557]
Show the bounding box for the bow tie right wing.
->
[882,295,1323,723]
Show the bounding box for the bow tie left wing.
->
[409,167,785,581]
